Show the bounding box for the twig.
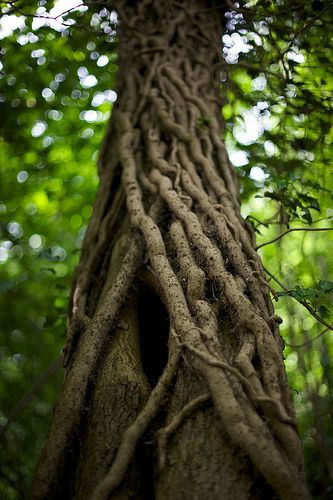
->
[1,0,110,32]
[282,1,333,55]
[264,267,333,332]
[256,227,333,250]
[285,327,329,349]
[2,1,84,19]
[236,61,281,78]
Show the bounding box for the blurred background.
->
[0,1,332,498]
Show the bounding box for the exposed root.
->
[181,342,293,425]
[157,392,211,469]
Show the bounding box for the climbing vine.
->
[29,2,309,499]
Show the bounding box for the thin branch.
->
[299,303,333,333]
[0,0,110,32]
[285,327,330,349]
[236,61,281,79]
[264,266,333,333]
[2,1,84,19]
[283,1,333,54]
[256,227,333,250]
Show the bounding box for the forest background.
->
[0,0,332,498]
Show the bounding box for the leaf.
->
[318,305,331,318]
[40,267,57,274]
[318,280,333,292]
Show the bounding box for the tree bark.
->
[29,1,309,499]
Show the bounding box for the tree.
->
[26,1,310,499]
[1,0,332,499]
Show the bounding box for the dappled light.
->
[0,0,332,498]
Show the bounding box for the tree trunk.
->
[29,1,309,499]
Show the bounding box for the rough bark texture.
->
[29,1,309,499]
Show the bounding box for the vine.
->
[29,1,309,499]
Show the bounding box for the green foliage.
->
[0,2,118,497]
[223,1,333,497]
[276,280,333,317]
[0,0,332,498]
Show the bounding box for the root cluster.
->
[30,2,308,499]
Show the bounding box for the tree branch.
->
[256,227,333,250]
[264,267,333,332]
[285,327,330,349]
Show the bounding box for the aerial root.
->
[97,66,307,498]
[181,341,293,425]
[235,341,304,467]
[169,221,206,306]
[125,102,293,419]
[29,4,308,499]
[157,392,211,469]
